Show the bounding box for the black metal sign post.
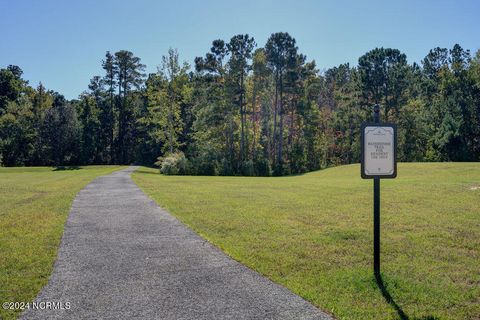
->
[361,104,397,277]
[373,105,381,276]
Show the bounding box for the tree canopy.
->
[1,34,479,174]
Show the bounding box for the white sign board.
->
[361,124,397,179]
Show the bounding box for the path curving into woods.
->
[21,166,331,320]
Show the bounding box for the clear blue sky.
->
[1,0,479,99]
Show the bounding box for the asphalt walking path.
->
[22,166,331,320]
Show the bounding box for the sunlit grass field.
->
[0,166,124,320]
[133,163,480,320]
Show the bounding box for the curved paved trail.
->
[22,167,331,320]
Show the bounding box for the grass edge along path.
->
[132,163,480,320]
[0,166,125,320]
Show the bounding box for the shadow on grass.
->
[375,273,438,320]
[53,166,82,171]
[135,169,160,175]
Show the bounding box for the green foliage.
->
[240,160,255,176]
[0,65,25,112]
[114,50,146,164]
[141,48,191,157]
[254,157,271,176]
[1,41,479,172]
[39,94,81,166]
[396,99,428,161]
[358,47,409,120]
[190,150,219,176]
[79,93,101,164]
[0,98,35,166]
[156,151,190,175]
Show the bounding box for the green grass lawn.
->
[0,166,124,320]
[133,163,480,320]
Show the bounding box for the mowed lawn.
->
[133,163,480,320]
[0,166,124,320]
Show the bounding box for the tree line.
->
[1,32,479,175]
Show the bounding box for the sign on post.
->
[361,105,397,277]
[361,124,397,179]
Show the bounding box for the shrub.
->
[254,158,271,176]
[189,152,219,176]
[156,152,189,175]
[218,158,234,176]
[241,160,255,176]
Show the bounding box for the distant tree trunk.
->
[229,113,235,168]
[109,74,114,164]
[288,99,294,147]
[243,76,249,162]
[240,71,245,162]
[251,86,257,161]
[122,68,128,164]
[168,84,174,154]
[117,73,123,164]
[273,71,279,163]
[278,77,284,168]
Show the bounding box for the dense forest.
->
[1,32,479,175]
